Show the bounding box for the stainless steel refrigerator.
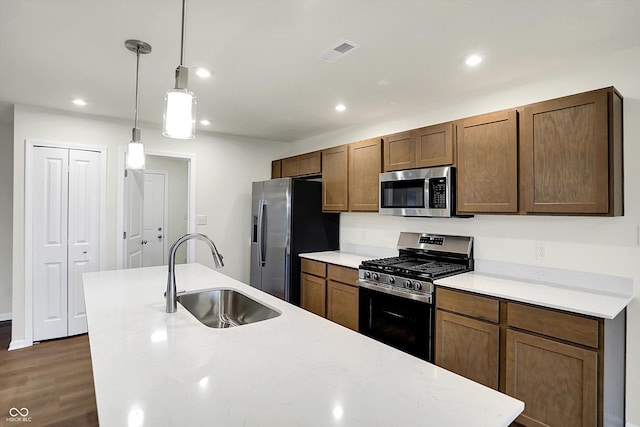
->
[250,178,339,305]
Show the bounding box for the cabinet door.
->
[281,156,299,177]
[271,160,282,179]
[506,329,597,427]
[322,145,349,212]
[520,89,610,214]
[298,151,322,176]
[326,280,358,331]
[383,131,414,171]
[435,310,499,390]
[301,273,326,317]
[415,122,454,168]
[349,138,382,212]
[456,110,518,213]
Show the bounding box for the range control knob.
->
[413,281,422,291]
[364,271,371,279]
[404,280,412,288]
[388,276,395,284]
[372,273,379,281]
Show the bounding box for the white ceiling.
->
[1,0,639,142]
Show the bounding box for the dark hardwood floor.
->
[0,321,99,427]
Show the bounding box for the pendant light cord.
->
[134,45,141,132]
[180,0,187,66]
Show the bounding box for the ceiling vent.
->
[320,39,360,62]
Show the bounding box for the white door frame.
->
[116,148,196,269]
[24,138,107,347]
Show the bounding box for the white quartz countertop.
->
[299,250,373,269]
[83,263,523,427]
[436,272,633,319]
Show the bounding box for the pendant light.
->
[125,39,152,170]
[162,0,196,139]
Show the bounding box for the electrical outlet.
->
[535,243,547,260]
[197,215,207,225]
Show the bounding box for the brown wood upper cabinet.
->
[271,160,282,179]
[520,87,623,216]
[383,131,413,171]
[456,109,518,214]
[322,145,349,212]
[349,138,382,212]
[383,122,454,171]
[281,151,322,177]
[415,122,455,168]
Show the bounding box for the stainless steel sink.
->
[177,288,280,328]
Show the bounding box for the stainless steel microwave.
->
[379,166,456,217]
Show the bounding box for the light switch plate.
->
[197,215,207,225]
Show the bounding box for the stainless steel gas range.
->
[358,232,474,362]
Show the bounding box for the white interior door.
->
[142,171,167,267]
[32,147,69,341]
[124,169,144,268]
[67,149,101,336]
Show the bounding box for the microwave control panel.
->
[428,177,448,209]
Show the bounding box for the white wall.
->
[288,46,640,425]
[11,105,288,344]
[145,155,189,264]
[0,122,13,319]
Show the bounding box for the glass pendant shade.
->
[162,88,196,139]
[127,142,146,170]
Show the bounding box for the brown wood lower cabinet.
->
[434,286,626,427]
[327,280,358,330]
[301,272,326,317]
[435,310,499,390]
[506,329,597,427]
[300,258,358,330]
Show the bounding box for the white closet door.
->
[67,149,101,336]
[33,147,69,341]
[125,170,144,268]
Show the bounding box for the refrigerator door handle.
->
[257,198,266,266]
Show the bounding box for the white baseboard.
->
[8,339,31,351]
[627,422,640,427]
[0,312,11,321]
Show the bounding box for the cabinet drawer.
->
[301,259,326,277]
[507,302,599,348]
[436,288,499,323]
[327,264,357,286]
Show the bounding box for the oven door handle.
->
[357,280,432,304]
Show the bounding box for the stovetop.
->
[357,232,473,302]
[361,256,470,280]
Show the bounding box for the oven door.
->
[358,284,434,362]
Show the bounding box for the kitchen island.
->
[83,263,523,427]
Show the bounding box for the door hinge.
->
[124,169,128,178]
[123,231,127,239]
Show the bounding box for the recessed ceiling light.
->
[465,54,483,66]
[72,98,87,106]
[335,104,346,112]
[199,119,211,125]
[195,68,212,78]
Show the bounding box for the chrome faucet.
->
[166,233,224,313]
